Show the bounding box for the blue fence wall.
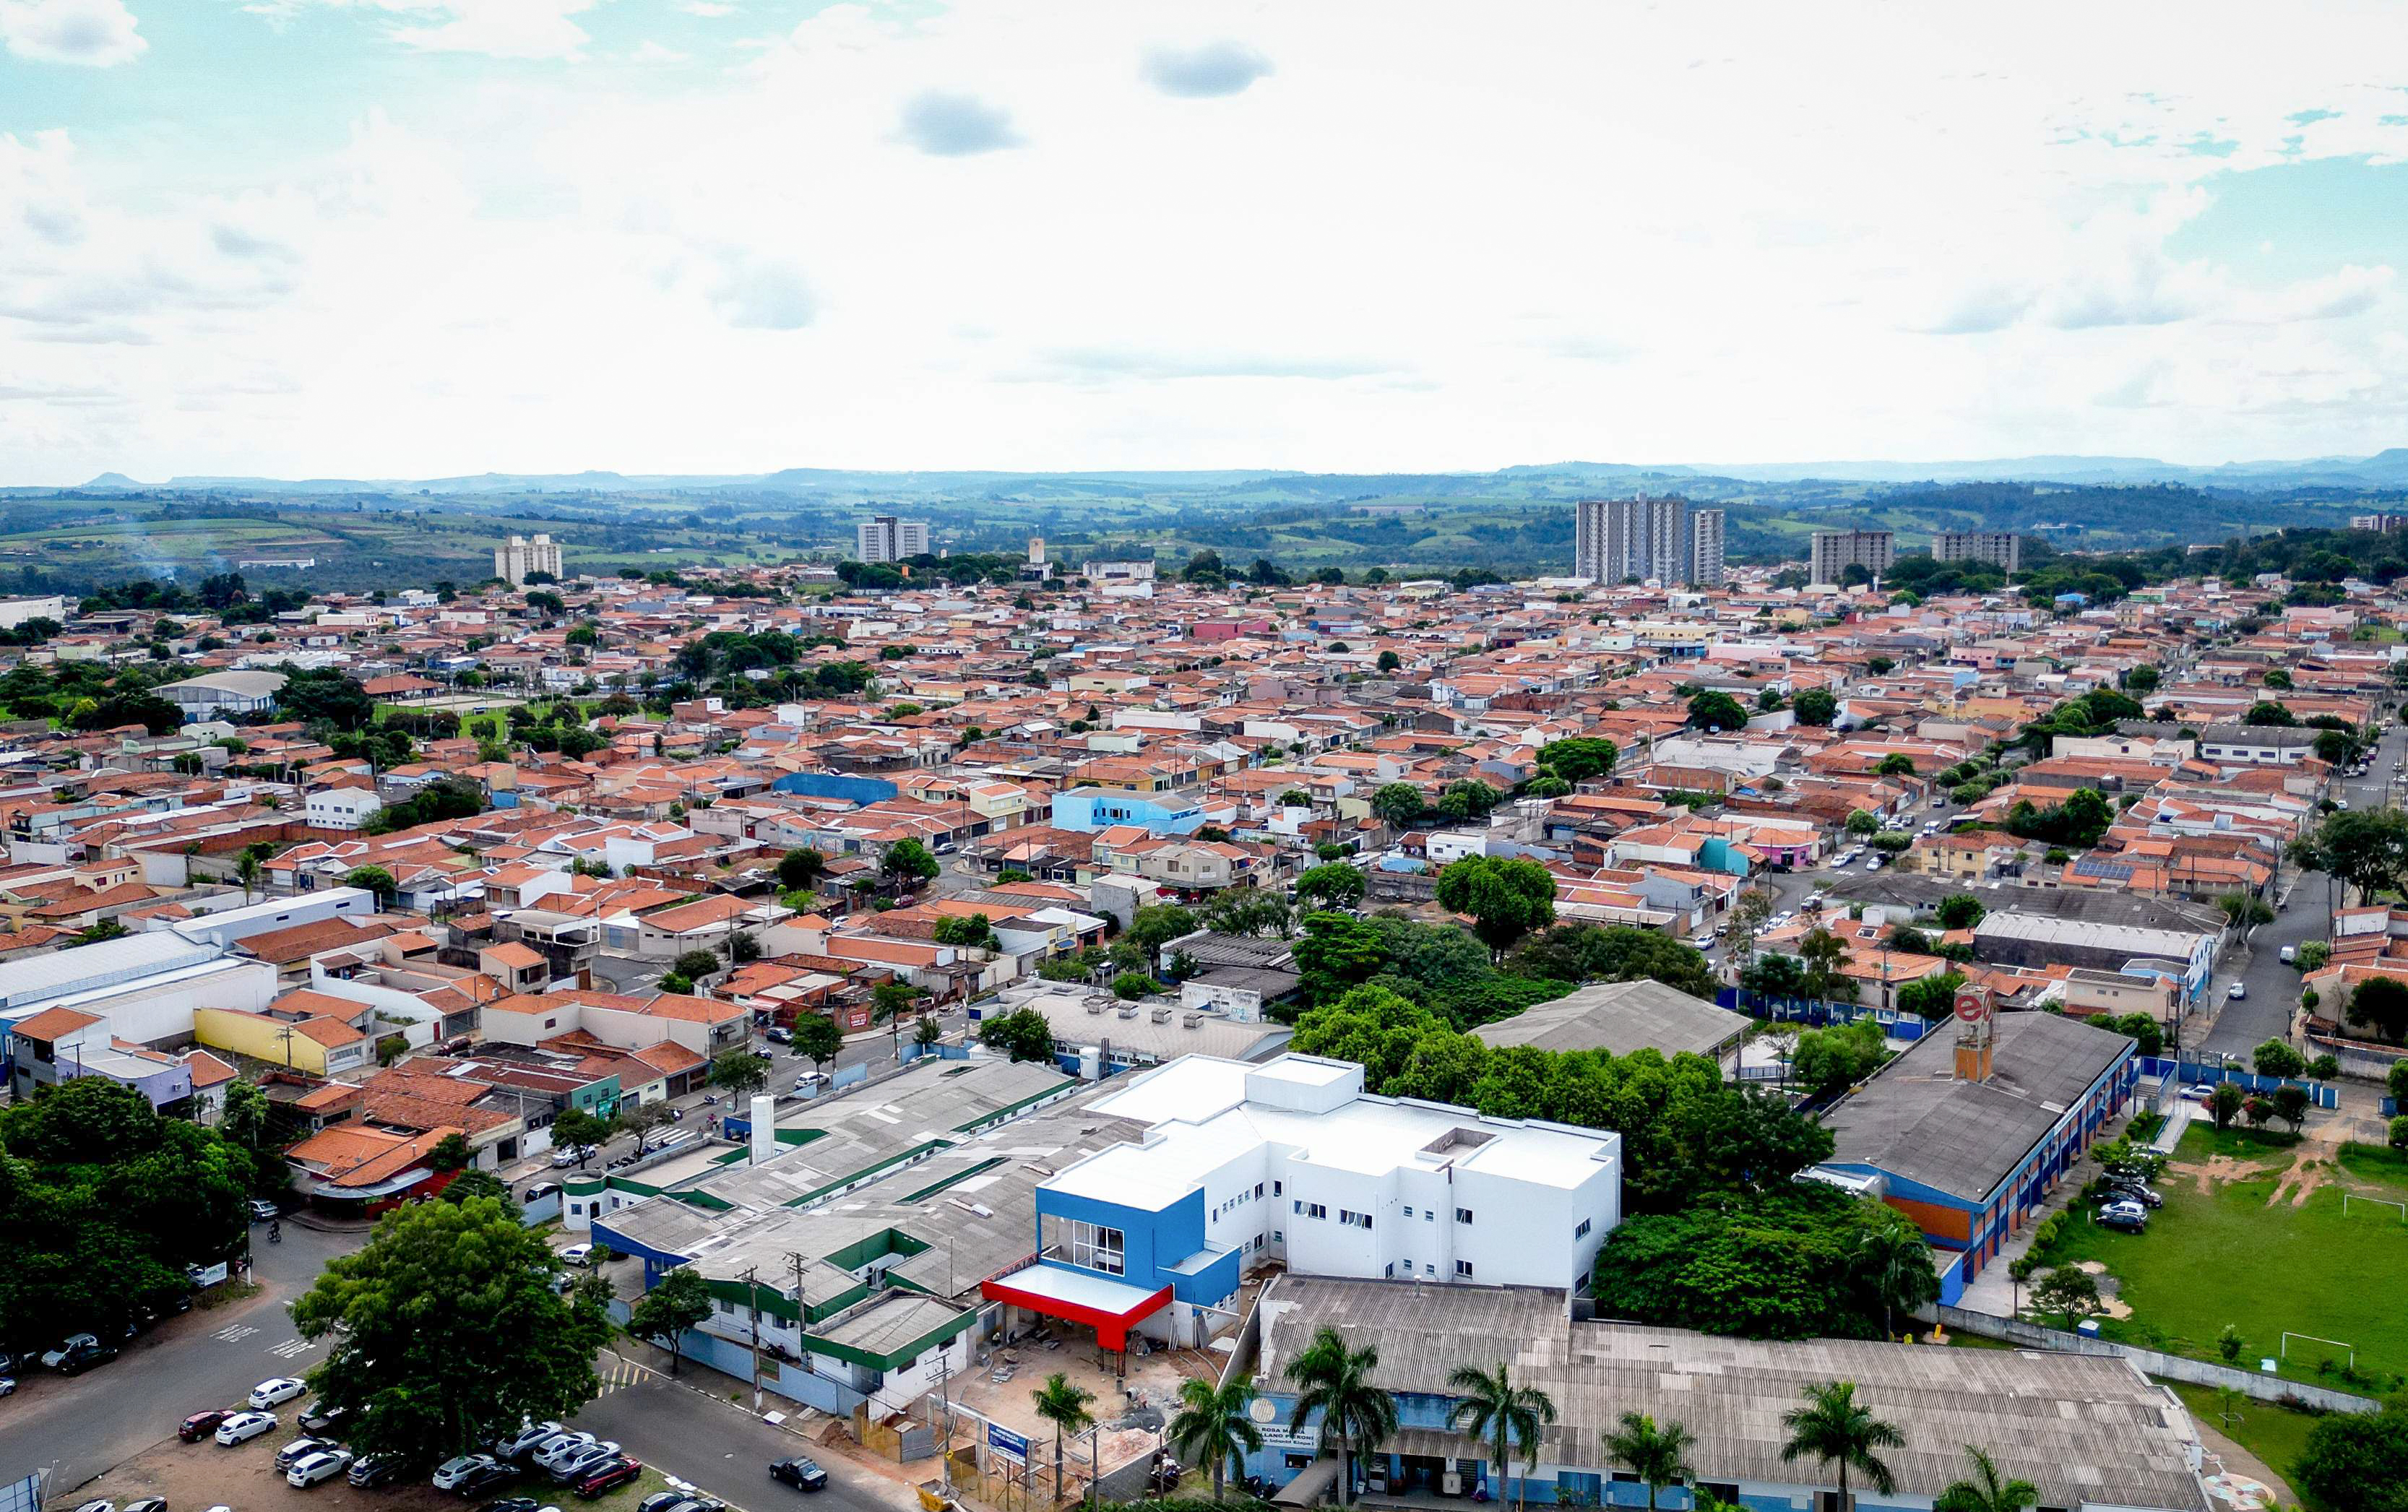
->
[1718,988,1930,1040]
[2138,1056,2339,1109]
[772,772,899,806]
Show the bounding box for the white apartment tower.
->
[1808,529,1896,587]
[493,533,564,587]
[855,515,931,563]
[1930,530,2023,574]
[1574,498,1719,587]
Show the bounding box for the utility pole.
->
[742,1266,765,1412]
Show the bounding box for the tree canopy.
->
[1433,855,1558,957]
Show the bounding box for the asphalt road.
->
[0,1217,358,1493]
[2196,715,2407,1057]
[576,1357,911,1512]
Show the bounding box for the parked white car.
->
[215,1412,277,1446]
[558,1243,594,1267]
[432,1456,502,1491]
[250,1377,308,1409]
[534,1433,600,1474]
[288,1450,356,1488]
[501,1420,568,1459]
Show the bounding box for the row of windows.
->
[1381,1261,1477,1279]
[1295,1198,1475,1227]
[1212,1182,1269,1222]
[1059,1219,1125,1276]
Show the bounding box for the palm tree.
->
[1933,1446,2037,1512]
[1856,1223,1938,1342]
[1601,1412,1695,1511]
[1446,1362,1555,1512]
[1285,1325,1397,1508]
[1780,1381,1903,1512]
[1167,1377,1264,1501]
[1030,1373,1096,1501]
[236,848,264,904]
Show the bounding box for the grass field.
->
[2034,1125,2408,1393]
[2165,1381,2327,1509]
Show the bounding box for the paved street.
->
[577,1352,917,1512]
[2197,716,2404,1057]
[0,1217,359,1493]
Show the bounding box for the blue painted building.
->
[1813,1011,2140,1300]
[1049,787,1206,834]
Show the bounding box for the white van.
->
[2279,945,2295,964]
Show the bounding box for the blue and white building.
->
[983,1055,1623,1350]
[1048,787,1207,835]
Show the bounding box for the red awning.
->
[980,1264,1173,1352]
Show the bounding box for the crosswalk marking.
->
[269,1337,316,1360]
[595,1355,655,1394]
[213,1323,259,1343]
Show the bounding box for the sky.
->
[4,0,2408,483]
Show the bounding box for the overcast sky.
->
[4,0,2407,482]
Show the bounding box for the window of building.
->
[1048,1217,1125,1276]
[1254,1183,1265,1198]
[1273,1230,1284,1243]
[1456,1208,1474,1224]
[1574,1219,1592,1239]
[1402,1206,1413,1217]
[1273,1180,1282,1195]
[1423,1209,1433,1222]
[1424,1263,1436,1277]
[1456,1260,1475,1279]
[1293,1202,1326,1220]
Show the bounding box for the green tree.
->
[672,948,724,984]
[777,847,829,890]
[2251,1039,2306,1079]
[626,1265,713,1375]
[343,865,399,907]
[1165,1376,1264,1503]
[1601,1413,1695,1512]
[708,1047,772,1098]
[621,1100,678,1152]
[1895,972,1967,1023]
[1795,925,1855,1003]
[881,838,940,886]
[1031,1373,1097,1500]
[440,1169,509,1206]
[872,980,920,1023]
[428,1131,472,1172]
[978,1007,1058,1064]
[1433,855,1557,959]
[932,914,999,950]
[1537,736,1620,782]
[1934,893,1985,929]
[1126,902,1198,972]
[235,844,270,902]
[549,1106,616,1167]
[1779,1381,1902,1512]
[2208,1081,2244,1129]
[1792,688,1839,727]
[793,1014,844,1072]
[1376,649,1401,673]
[2032,1266,2102,1331]
[1856,1222,1939,1341]
[1111,971,1162,1000]
[1437,779,1501,821]
[1932,1446,2039,1512]
[1371,782,1428,828]
[1845,809,1880,836]
[290,1196,612,1464]
[2292,1404,2408,1512]
[2348,975,2408,1042]
[1687,689,1749,732]
[1285,1326,1397,1508]
[1296,863,1368,910]
[1446,1362,1556,1512]
[1876,753,1916,777]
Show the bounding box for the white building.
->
[1808,528,1896,587]
[855,515,930,563]
[158,670,287,722]
[494,533,564,587]
[1572,498,1722,587]
[0,595,68,631]
[304,785,385,831]
[991,1055,1623,1351]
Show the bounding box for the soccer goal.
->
[2342,1193,2408,1224]
[2280,1331,2355,1370]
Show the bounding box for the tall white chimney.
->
[749,1094,776,1165]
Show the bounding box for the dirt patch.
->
[2268,1157,2334,1209]
[2072,1261,2133,1320]
[2165,1154,2274,1195]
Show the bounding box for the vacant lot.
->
[2036,1126,2408,1393]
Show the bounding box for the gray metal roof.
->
[1257,1276,2207,1512]
[1820,1011,2131,1203]
[1820,875,2224,935]
[0,930,224,1011]
[1470,979,1748,1059]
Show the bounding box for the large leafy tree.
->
[291,1196,613,1464]
[1447,1362,1555,1512]
[881,837,940,886]
[1594,1188,1914,1340]
[792,1014,845,1071]
[1505,923,1715,1000]
[1296,863,1368,910]
[1536,736,1619,783]
[626,1265,713,1375]
[1686,689,1749,732]
[0,1079,256,1352]
[978,1007,1057,1065]
[1369,782,1427,828]
[1780,1380,1903,1512]
[1165,1377,1264,1502]
[2349,974,2408,1043]
[548,1106,617,1167]
[1433,855,1557,959]
[2292,1404,2408,1512]
[1791,688,1839,727]
[1286,1326,1396,1508]
[1126,902,1198,971]
[708,1047,772,1098]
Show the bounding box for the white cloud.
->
[0,0,146,66]
[1141,40,1272,98]
[626,38,686,63]
[11,0,2408,480]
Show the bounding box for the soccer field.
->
[2037,1128,2408,1393]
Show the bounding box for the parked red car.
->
[575,1459,644,1500]
[179,1408,241,1443]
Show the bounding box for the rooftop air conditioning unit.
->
[1150,1007,1173,1024]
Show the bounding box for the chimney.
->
[749,1093,776,1165]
